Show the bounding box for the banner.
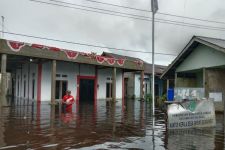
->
[167,99,216,129]
[174,88,205,101]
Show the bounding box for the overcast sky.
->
[0,0,225,65]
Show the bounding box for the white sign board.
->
[209,92,222,102]
[167,100,216,129]
[174,88,205,101]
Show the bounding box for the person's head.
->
[66,90,71,95]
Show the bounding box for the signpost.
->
[167,99,216,129]
[151,0,158,117]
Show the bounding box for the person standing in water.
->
[62,90,75,113]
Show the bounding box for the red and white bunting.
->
[106,58,115,65]
[7,40,25,52]
[31,44,45,49]
[135,60,144,67]
[117,59,125,66]
[79,52,92,58]
[64,50,79,59]
[47,46,61,52]
[96,55,105,64]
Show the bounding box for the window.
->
[62,74,68,78]
[107,77,112,81]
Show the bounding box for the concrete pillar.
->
[51,60,56,104]
[112,67,116,102]
[1,54,7,74]
[140,71,144,100]
[175,72,178,87]
[1,54,7,107]
[167,79,169,92]
[203,68,206,95]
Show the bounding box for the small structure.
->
[102,52,166,100]
[0,39,144,106]
[161,36,225,112]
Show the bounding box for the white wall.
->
[29,63,38,99]
[55,61,78,99]
[15,63,38,100]
[41,62,96,101]
[15,61,123,101]
[41,62,51,101]
[134,73,151,98]
[80,64,95,76]
[97,68,123,99]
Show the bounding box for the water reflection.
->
[0,98,224,149]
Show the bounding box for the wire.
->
[157,12,225,25]
[84,0,152,12]
[49,0,150,19]
[0,31,177,56]
[30,0,151,21]
[50,0,225,26]
[29,0,225,32]
[82,0,225,25]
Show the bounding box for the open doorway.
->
[155,84,159,97]
[77,76,96,104]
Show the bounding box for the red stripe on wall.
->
[95,66,98,105]
[76,75,80,104]
[122,70,125,112]
[37,64,42,103]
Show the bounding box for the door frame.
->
[76,75,97,104]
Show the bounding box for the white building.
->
[0,39,144,105]
[101,53,166,100]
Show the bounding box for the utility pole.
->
[151,0,158,117]
[1,16,4,38]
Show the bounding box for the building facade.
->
[101,52,166,100]
[125,64,166,100]
[0,39,144,106]
[161,36,225,112]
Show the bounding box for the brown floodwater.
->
[0,99,224,150]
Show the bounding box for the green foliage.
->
[160,94,167,102]
[146,94,152,102]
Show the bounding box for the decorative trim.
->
[47,46,61,52]
[134,60,144,67]
[96,55,105,64]
[117,59,125,66]
[64,50,79,59]
[31,44,45,49]
[106,57,115,65]
[7,40,25,52]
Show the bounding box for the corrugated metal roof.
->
[144,63,167,75]
[197,36,225,51]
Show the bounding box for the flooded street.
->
[0,99,224,150]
